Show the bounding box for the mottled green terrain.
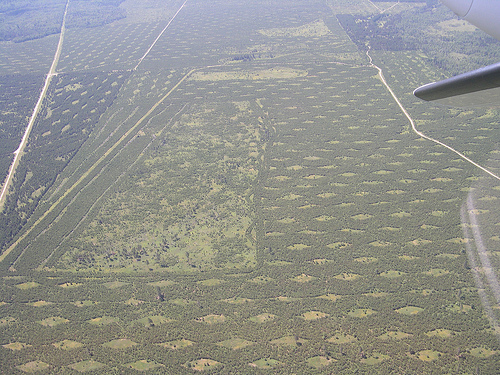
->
[0,0,499,373]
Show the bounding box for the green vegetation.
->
[0,71,127,254]
[1,0,500,373]
[249,358,281,369]
[38,316,69,326]
[17,360,50,373]
[249,313,276,323]
[307,355,336,368]
[125,360,164,371]
[66,0,126,30]
[337,2,500,75]
[185,359,221,371]
[217,338,254,350]
[379,331,412,340]
[102,338,137,349]
[3,342,32,350]
[0,0,126,43]
[0,75,44,180]
[395,306,424,315]
[68,360,105,372]
[0,0,66,43]
[271,335,307,347]
[159,338,194,349]
[53,339,83,350]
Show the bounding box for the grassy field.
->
[0,0,499,373]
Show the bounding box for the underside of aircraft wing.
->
[413,62,500,107]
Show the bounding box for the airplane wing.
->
[413,63,500,107]
[414,0,500,106]
[440,0,500,42]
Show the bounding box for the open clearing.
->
[190,67,308,81]
[327,332,357,344]
[103,339,137,349]
[53,340,83,350]
[271,335,307,347]
[68,360,105,372]
[307,355,336,368]
[159,339,194,349]
[125,360,164,371]
[185,359,220,371]
[38,316,69,327]
[417,350,442,362]
[395,306,424,315]
[249,313,276,323]
[4,342,32,350]
[217,338,254,350]
[17,361,50,373]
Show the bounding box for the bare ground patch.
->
[217,338,254,350]
[17,361,49,373]
[158,339,195,350]
[307,356,336,368]
[195,314,225,324]
[3,342,32,350]
[53,339,83,350]
[185,358,221,371]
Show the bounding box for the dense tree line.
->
[337,3,500,76]
[0,0,126,42]
[0,74,45,186]
[0,71,128,253]
[337,14,412,52]
[66,0,126,29]
[0,0,66,42]
[395,4,500,75]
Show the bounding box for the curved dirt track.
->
[366,48,500,182]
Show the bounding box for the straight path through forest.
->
[0,0,194,266]
[0,68,197,265]
[0,0,71,211]
[133,0,188,71]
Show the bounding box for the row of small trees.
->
[0,71,127,256]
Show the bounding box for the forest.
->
[0,71,128,253]
[0,0,499,373]
[337,3,500,75]
[0,74,44,185]
[0,0,126,42]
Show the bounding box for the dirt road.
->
[0,0,71,211]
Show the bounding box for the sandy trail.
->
[0,68,196,265]
[0,0,71,211]
[0,0,194,265]
[366,48,500,182]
